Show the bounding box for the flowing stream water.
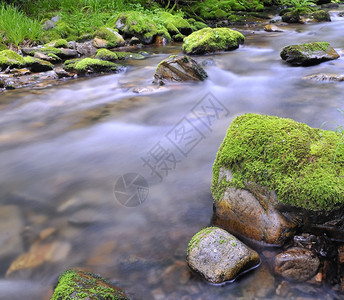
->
[1,8,344,300]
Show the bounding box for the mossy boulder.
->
[182,27,244,55]
[95,49,118,61]
[280,42,339,66]
[212,114,344,243]
[24,56,54,72]
[154,55,207,84]
[0,50,25,69]
[94,27,125,48]
[281,11,301,23]
[114,11,158,44]
[64,58,119,74]
[311,10,331,22]
[51,269,129,300]
[186,227,260,283]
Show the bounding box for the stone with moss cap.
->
[50,269,130,300]
[45,39,68,48]
[182,27,244,55]
[95,49,118,62]
[114,11,158,44]
[280,42,339,66]
[64,58,119,74]
[94,27,125,49]
[24,56,54,72]
[187,226,260,284]
[0,50,25,69]
[212,113,344,243]
[154,55,207,84]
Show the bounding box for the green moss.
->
[40,46,62,55]
[114,11,158,39]
[45,39,68,48]
[0,43,8,51]
[73,58,118,73]
[312,10,331,22]
[23,56,35,65]
[95,49,118,61]
[182,27,244,55]
[63,58,82,71]
[51,269,129,300]
[187,227,217,255]
[212,113,344,211]
[160,12,192,35]
[280,42,337,65]
[0,50,25,68]
[95,27,125,48]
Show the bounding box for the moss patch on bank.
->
[212,113,344,211]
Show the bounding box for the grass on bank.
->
[0,3,43,46]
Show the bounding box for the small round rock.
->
[186,226,260,284]
[274,247,320,282]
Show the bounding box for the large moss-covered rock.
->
[51,269,129,300]
[114,11,158,44]
[94,27,125,48]
[0,50,25,69]
[280,42,339,66]
[182,28,244,55]
[187,227,260,284]
[212,114,344,243]
[154,55,207,84]
[64,58,119,74]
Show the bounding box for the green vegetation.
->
[0,50,25,68]
[0,3,43,46]
[282,0,316,16]
[212,113,344,211]
[95,48,118,61]
[182,27,245,55]
[51,269,129,300]
[65,57,119,73]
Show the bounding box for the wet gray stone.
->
[186,227,260,284]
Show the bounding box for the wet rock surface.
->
[154,55,208,84]
[213,180,297,245]
[186,227,260,284]
[274,247,320,282]
[302,73,344,82]
[280,42,339,66]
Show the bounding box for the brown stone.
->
[264,24,284,32]
[153,55,207,84]
[213,180,297,245]
[274,247,320,282]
